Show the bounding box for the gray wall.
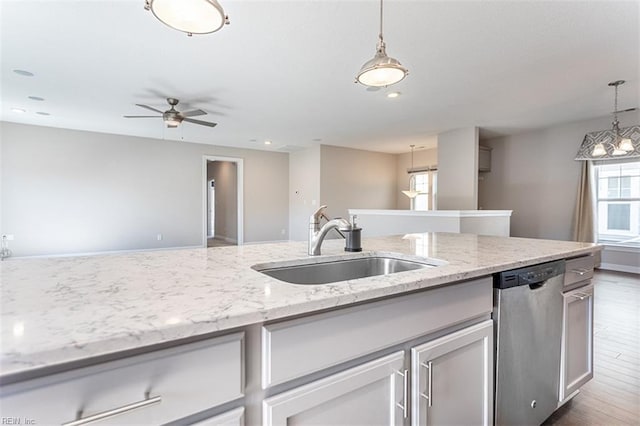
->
[289,145,321,241]
[288,145,397,241]
[320,145,397,222]
[207,161,238,242]
[1,122,289,256]
[479,113,639,240]
[437,127,479,209]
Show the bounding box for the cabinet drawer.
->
[0,333,244,425]
[262,277,492,388]
[564,256,594,288]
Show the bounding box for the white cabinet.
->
[0,333,244,425]
[479,146,492,172]
[191,407,244,426]
[263,352,406,426]
[410,320,493,426]
[559,283,594,402]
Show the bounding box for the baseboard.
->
[598,262,640,274]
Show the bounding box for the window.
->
[410,171,437,211]
[595,161,640,245]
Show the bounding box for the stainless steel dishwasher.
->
[493,260,565,426]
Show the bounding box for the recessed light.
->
[13,69,34,77]
[11,108,26,113]
[36,112,50,116]
[28,96,45,101]
[387,92,401,98]
[249,139,257,142]
[264,140,272,145]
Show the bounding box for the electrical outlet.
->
[157,234,163,241]
[281,229,286,235]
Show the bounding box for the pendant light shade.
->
[145,0,228,35]
[356,0,408,87]
[591,143,606,157]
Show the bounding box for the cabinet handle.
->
[570,268,590,276]
[572,292,590,300]
[395,369,409,418]
[420,361,433,408]
[62,394,161,426]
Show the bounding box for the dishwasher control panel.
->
[494,260,565,289]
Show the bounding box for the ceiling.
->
[1,0,638,154]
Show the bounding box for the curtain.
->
[572,161,596,242]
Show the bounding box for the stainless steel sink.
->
[253,253,443,285]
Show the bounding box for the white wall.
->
[479,114,638,241]
[437,127,479,209]
[320,145,397,222]
[395,148,438,209]
[1,122,289,256]
[289,145,321,241]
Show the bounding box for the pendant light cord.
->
[377,0,385,45]
[614,84,619,124]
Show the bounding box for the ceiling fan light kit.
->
[356,0,408,88]
[144,0,229,35]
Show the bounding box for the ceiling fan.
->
[124,98,217,128]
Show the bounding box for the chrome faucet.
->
[308,205,353,256]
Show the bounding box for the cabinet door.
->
[263,352,406,426]
[411,320,493,426]
[190,407,244,426]
[560,283,594,402]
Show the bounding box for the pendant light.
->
[144,0,229,36]
[402,145,419,199]
[593,80,633,156]
[356,0,408,87]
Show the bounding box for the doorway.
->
[202,156,244,247]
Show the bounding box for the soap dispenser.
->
[344,215,362,252]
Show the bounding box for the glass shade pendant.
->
[402,190,419,199]
[618,137,634,152]
[356,0,408,87]
[591,143,606,157]
[402,145,419,199]
[145,0,228,35]
[612,146,627,156]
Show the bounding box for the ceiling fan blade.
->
[123,115,161,118]
[135,104,164,113]
[182,109,207,117]
[614,107,638,113]
[183,117,217,128]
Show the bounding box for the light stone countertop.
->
[0,233,599,381]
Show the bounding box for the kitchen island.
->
[0,233,599,425]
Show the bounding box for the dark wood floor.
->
[544,270,640,426]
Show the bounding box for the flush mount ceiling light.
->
[144,0,229,36]
[355,0,408,88]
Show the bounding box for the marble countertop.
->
[0,233,599,381]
